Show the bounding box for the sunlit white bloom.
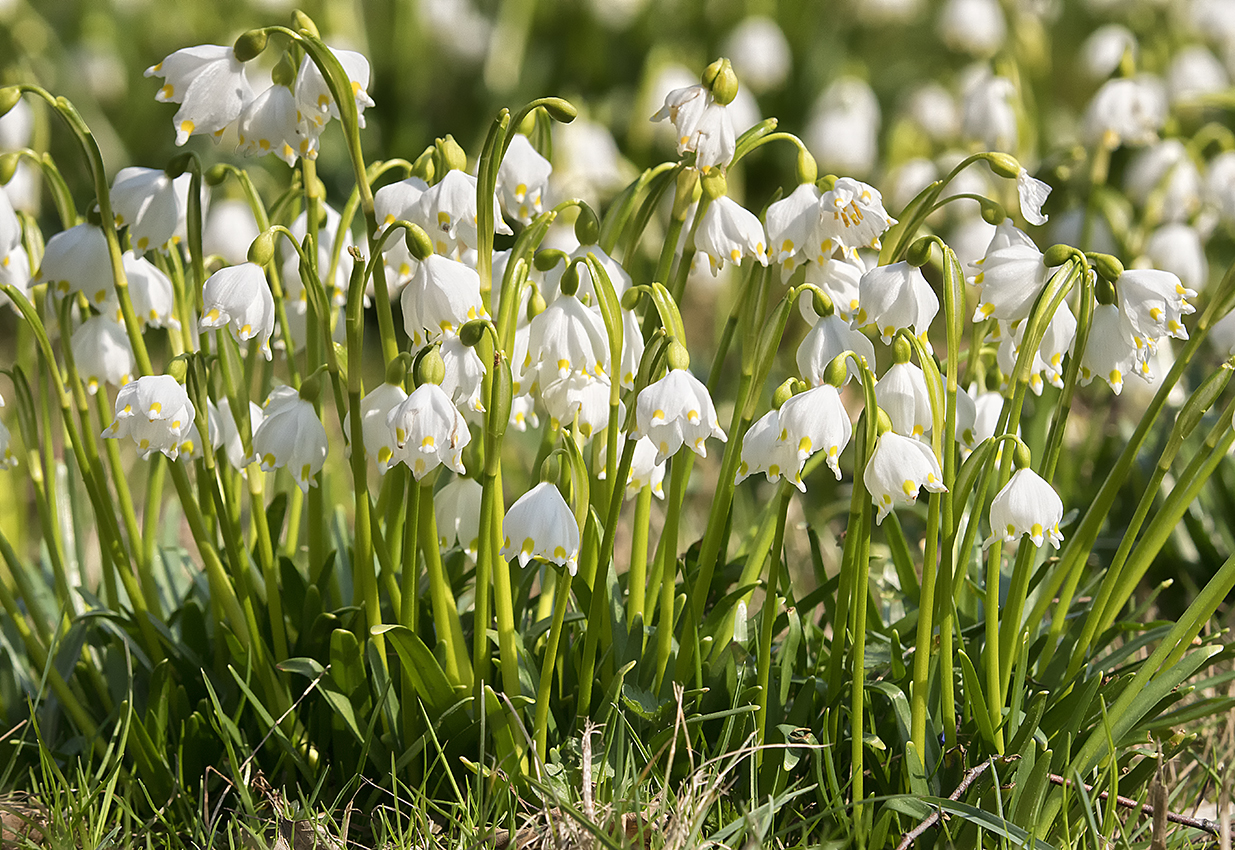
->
[293,48,375,131]
[599,436,666,500]
[1124,140,1202,222]
[145,45,254,145]
[1167,45,1229,105]
[71,316,134,394]
[652,84,736,173]
[439,335,488,415]
[1080,303,1143,394]
[804,254,867,322]
[501,481,580,574]
[876,361,933,438]
[203,199,261,266]
[797,311,876,386]
[542,244,633,305]
[250,393,328,491]
[1117,267,1196,354]
[509,393,540,432]
[436,476,483,558]
[812,178,895,258]
[1081,24,1137,80]
[766,183,822,271]
[1144,223,1208,294]
[525,293,611,388]
[865,430,947,523]
[696,196,768,275]
[110,167,191,254]
[411,169,511,256]
[777,384,853,483]
[200,262,276,360]
[634,368,727,463]
[103,251,179,330]
[375,176,429,230]
[1083,75,1168,149]
[984,467,1064,549]
[996,321,1050,395]
[856,261,939,348]
[971,241,1047,323]
[805,77,880,177]
[103,375,196,460]
[342,382,409,473]
[961,73,1018,153]
[237,83,316,166]
[0,245,32,308]
[735,409,797,487]
[497,134,552,225]
[939,0,1006,57]
[386,382,470,479]
[724,16,791,93]
[1017,170,1051,226]
[37,224,113,305]
[215,397,263,471]
[400,253,488,348]
[541,371,616,440]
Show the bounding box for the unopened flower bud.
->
[875,407,893,435]
[540,454,561,486]
[893,335,912,364]
[771,378,796,409]
[385,354,410,386]
[204,163,229,186]
[796,146,818,185]
[248,230,277,266]
[824,354,850,388]
[620,289,642,311]
[164,152,194,179]
[528,287,547,321]
[979,198,1006,225]
[1095,276,1116,305]
[233,29,269,62]
[412,147,436,184]
[271,53,297,87]
[291,9,320,38]
[560,260,582,298]
[534,249,566,272]
[906,237,934,268]
[459,319,488,348]
[435,135,467,174]
[703,58,739,106]
[574,204,600,245]
[812,289,834,317]
[1042,243,1076,268]
[539,97,577,124]
[404,223,433,261]
[416,346,446,385]
[665,339,691,371]
[0,153,17,185]
[299,369,324,403]
[672,168,700,221]
[985,152,1022,179]
[701,169,728,200]
[1012,439,1032,470]
[1089,252,1124,283]
[816,174,837,192]
[0,87,20,119]
[165,355,189,384]
[489,353,513,441]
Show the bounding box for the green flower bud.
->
[528,286,547,321]
[702,58,739,106]
[893,335,912,365]
[271,53,297,87]
[1042,243,1077,268]
[233,29,269,62]
[620,289,642,311]
[534,248,566,272]
[292,10,320,38]
[1095,276,1116,306]
[539,97,577,124]
[824,353,849,388]
[384,354,411,386]
[979,198,1007,225]
[411,147,436,184]
[488,352,513,442]
[0,153,18,186]
[1012,439,1032,471]
[404,223,433,261]
[248,230,277,266]
[796,146,818,186]
[906,237,934,268]
[1089,252,1124,284]
[299,369,323,403]
[204,163,229,186]
[985,152,1022,179]
[435,135,468,174]
[574,203,600,245]
[560,260,582,298]
[816,174,837,192]
[165,355,190,384]
[0,87,20,119]
[672,168,700,221]
[771,378,796,410]
[665,339,690,371]
[701,169,728,200]
[875,407,893,435]
[164,152,194,179]
[540,454,561,486]
[812,289,834,318]
[416,346,446,386]
[459,319,488,348]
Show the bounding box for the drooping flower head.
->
[200,262,277,360]
[864,429,947,523]
[145,45,254,145]
[501,481,581,575]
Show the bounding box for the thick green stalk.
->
[626,486,653,625]
[533,566,573,758]
[418,482,471,689]
[755,484,793,753]
[653,454,693,693]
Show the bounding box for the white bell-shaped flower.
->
[806,77,880,178]
[541,371,617,441]
[237,83,317,166]
[203,199,260,267]
[797,311,875,387]
[970,242,1047,323]
[250,392,328,492]
[501,481,580,574]
[1144,223,1208,295]
[439,335,488,415]
[984,467,1064,549]
[145,44,254,145]
[634,368,727,464]
[293,48,375,132]
[864,430,947,524]
[343,382,409,473]
[200,262,276,360]
[0,417,16,470]
[400,253,488,348]
[103,251,180,330]
[996,321,1050,396]
[1079,303,1144,395]
[103,375,196,460]
[0,246,33,309]
[696,196,768,275]
[856,261,939,348]
[766,183,822,272]
[724,16,791,94]
[652,85,736,173]
[110,167,192,254]
[71,315,135,394]
[961,74,1017,154]
[436,476,483,558]
[777,384,853,484]
[599,436,666,500]
[411,170,511,256]
[1083,75,1168,150]
[1124,140,1202,223]
[215,397,263,471]
[735,408,798,487]
[811,178,896,256]
[37,224,113,305]
[386,382,470,480]
[525,293,611,389]
[497,134,552,226]
[939,0,1006,57]
[875,360,933,439]
[803,253,866,322]
[1116,267,1196,354]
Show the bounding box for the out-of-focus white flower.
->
[939,0,1006,56]
[400,253,488,349]
[104,251,180,330]
[812,178,896,258]
[411,169,512,256]
[250,391,328,491]
[501,481,580,574]
[865,430,947,523]
[1168,45,1229,105]
[343,382,408,473]
[1081,25,1137,80]
[200,262,276,360]
[696,196,768,275]
[1050,206,1119,255]
[1083,75,1168,149]
[237,83,316,166]
[633,368,727,463]
[0,97,32,151]
[876,360,933,438]
[599,436,666,500]
[888,158,939,219]
[984,467,1064,549]
[907,83,960,142]
[0,417,16,470]
[37,224,112,305]
[806,77,880,177]
[215,397,263,471]
[724,16,791,93]
[1039,300,1078,388]
[203,199,261,266]
[0,245,31,308]
[945,215,997,271]
[103,375,196,460]
[71,316,134,394]
[110,167,191,255]
[856,261,939,347]
[777,384,853,483]
[797,310,876,386]
[961,73,1018,153]
[293,48,375,132]
[1124,140,1202,222]
[497,134,552,226]
[1143,223,1208,293]
[386,382,471,479]
[436,476,483,558]
[766,183,822,273]
[552,118,630,206]
[145,45,254,145]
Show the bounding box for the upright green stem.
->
[533,566,572,758]
[653,454,692,693]
[755,484,792,753]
